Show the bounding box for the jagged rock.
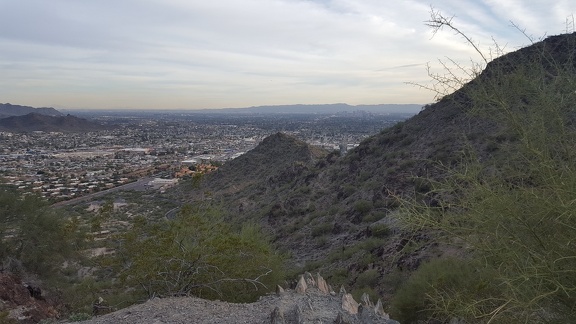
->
[339,285,347,295]
[276,285,285,295]
[374,299,390,319]
[361,293,373,307]
[270,306,285,324]
[341,293,359,315]
[316,273,330,294]
[295,275,307,294]
[304,272,316,287]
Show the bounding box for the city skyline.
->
[1,0,574,110]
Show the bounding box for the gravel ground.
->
[74,287,397,324]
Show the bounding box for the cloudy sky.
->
[0,0,574,110]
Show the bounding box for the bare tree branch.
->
[426,7,488,64]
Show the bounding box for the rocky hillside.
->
[194,32,576,303]
[201,132,329,210]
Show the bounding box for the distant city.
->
[0,104,419,202]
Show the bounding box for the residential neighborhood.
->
[0,111,410,201]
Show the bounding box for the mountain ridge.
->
[0,102,62,119]
[0,112,111,132]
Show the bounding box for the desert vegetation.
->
[390,13,576,323]
[0,183,286,320]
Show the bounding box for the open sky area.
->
[1,0,575,110]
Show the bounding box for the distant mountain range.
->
[0,103,62,119]
[194,103,423,114]
[0,103,109,132]
[62,103,424,117]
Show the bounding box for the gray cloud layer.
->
[0,0,574,109]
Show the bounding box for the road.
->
[51,177,154,208]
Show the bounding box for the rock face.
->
[76,273,398,324]
[0,273,60,323]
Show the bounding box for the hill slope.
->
[193,32,576,304]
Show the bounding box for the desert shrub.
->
[357,253,378,268]
[311,223,332,237]
[354,200,373,215]
[390,258,500,323]
[0,187,76,275]
[362,210,386,223]
[369,223,390,238]
[402,15,576,323]
[112,204,285,302]
[355,269,380,291]
[315,235,328,247]
[326,268,349,288]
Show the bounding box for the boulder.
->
[315,273,330,295]
[341,293,359,315]
[295,275,307,294]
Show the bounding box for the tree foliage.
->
[0,187,76,274]
[393,12,576,324]
[112,204,285,302]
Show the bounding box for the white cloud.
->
[0,0,573,109]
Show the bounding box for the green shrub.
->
[354,200,373,215]
[390,258,500,323]
[311,223,332,237]
[111,204,285,302]
[362,210,386,223]
[369,223,390,238]
[326,268,349,289]
[355,269,379,288]
[402,18,576,322]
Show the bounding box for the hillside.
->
[0,103,62,119]
[0,112,110,132]
[194,32,576,310]
[201,132,329,207]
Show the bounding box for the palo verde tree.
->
[111,203,285,302]
[0,186,77,275]
[391,10,576,324]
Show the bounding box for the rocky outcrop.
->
[76,273,398,324]
[0,273,60,323]
[270,272,396,324]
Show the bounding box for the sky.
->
[0,0,574,110]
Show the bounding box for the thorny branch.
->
[426,7,488,64]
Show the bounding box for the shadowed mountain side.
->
[0,113,111,132]
[0,103,62,119]
[203,132,329,197]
